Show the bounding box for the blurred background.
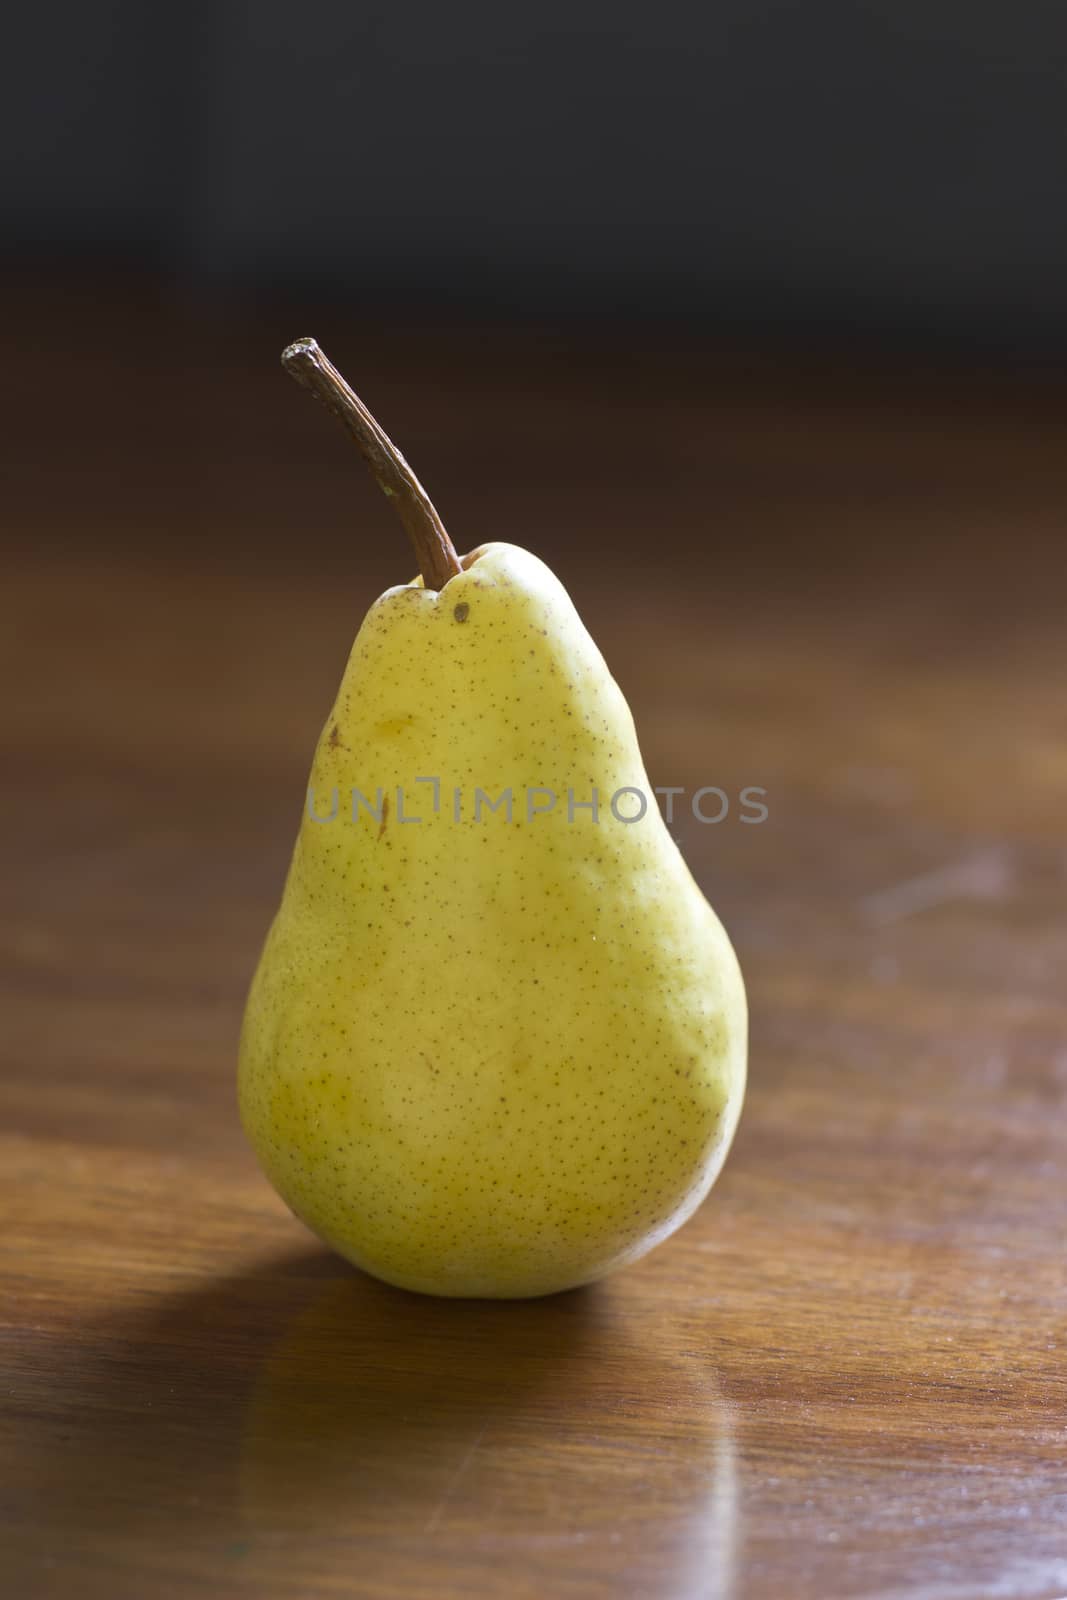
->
[5,1,1067,344]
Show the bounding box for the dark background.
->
[5,1,1067,350]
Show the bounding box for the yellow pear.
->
[239,340,746,1297]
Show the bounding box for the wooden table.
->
[3,278,1066,1598]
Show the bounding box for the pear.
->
[239,340,747,1298]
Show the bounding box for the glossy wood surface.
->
[2,281,1066,1598]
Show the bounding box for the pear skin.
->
[239,538,746,1298]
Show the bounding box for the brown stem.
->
[281,338,462,591]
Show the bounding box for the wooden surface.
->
[3,279,1067,1598]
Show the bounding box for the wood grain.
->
[2,276,1066,1599]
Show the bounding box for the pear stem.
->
[281,338,462,592]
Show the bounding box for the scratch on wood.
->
[860,850,1013,927]
[423,1419,489,1534]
